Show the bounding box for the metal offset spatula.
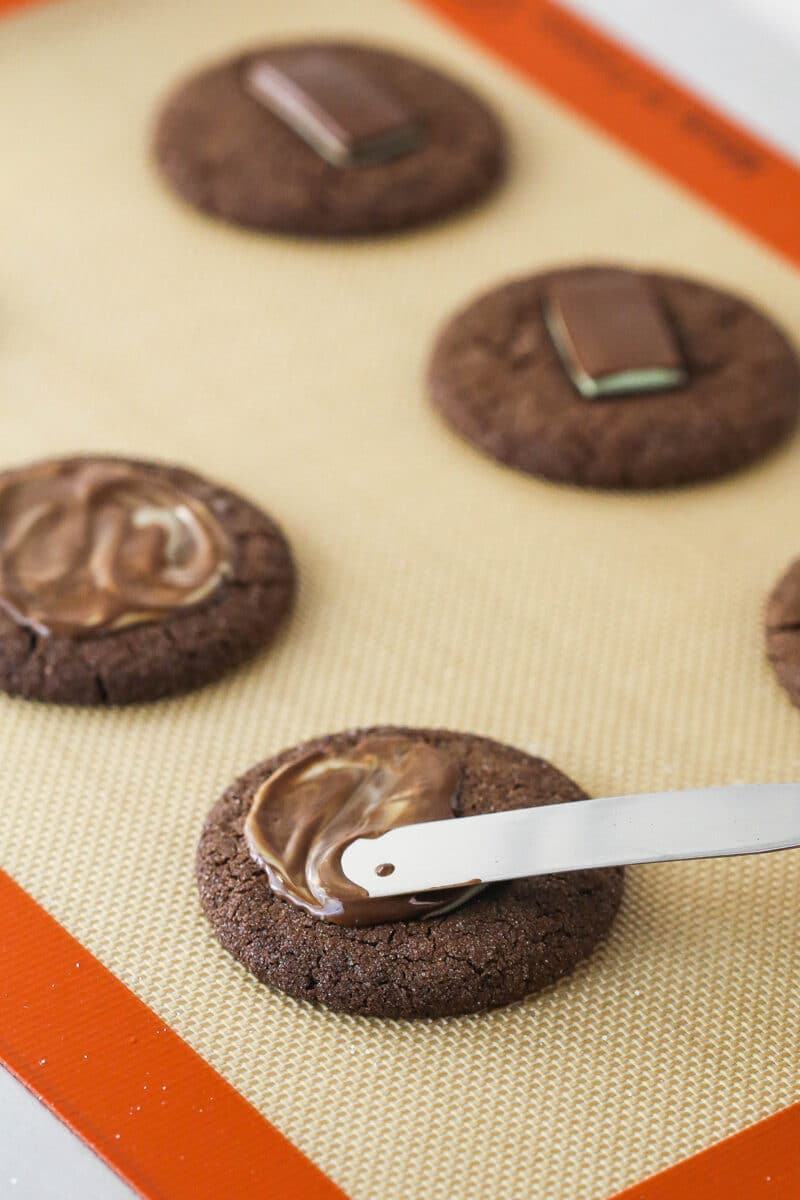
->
[340,783,800,898]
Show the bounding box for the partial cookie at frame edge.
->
[428,265,800,489]
[765,557,800,709]
[196,726,624,1019]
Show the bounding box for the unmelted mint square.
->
[244,49,424,168]
[544,270,688,398]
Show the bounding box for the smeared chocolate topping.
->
[244,734,475,926]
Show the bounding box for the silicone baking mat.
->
[0,1,799,1197]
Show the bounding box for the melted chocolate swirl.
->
[0,459,232,637]
[244,734,474,926]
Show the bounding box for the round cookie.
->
[153,41,506,237]
[765,558,800,708]
[0,455,295,705]
[197,727,624,1019]
[428,265,800,489]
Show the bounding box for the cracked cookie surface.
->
[153,41,506,238]
[196,727,624,1019]
[428,265,800,489]
[0,455,295,705]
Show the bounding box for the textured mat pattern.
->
[0,1,798,1197]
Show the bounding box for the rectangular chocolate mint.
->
[244,50,423,168]
[544,270,687,398]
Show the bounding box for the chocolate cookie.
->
[196,727,624,1019]
[765,558,800,708]
[0,456,294,705]
[428,265,800,489]
[153,41,506,237]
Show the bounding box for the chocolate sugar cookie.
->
[197,727,624,1018]
[765,558,800,708]
[429,265,800,489]
[0,456,294,705]
[153,42,506,237]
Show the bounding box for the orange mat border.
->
[0,871,346,1200]
[0,0,49,12]
[418,0,800,269]
[1,1,799,1197]
[613,1101,800,1199]
[3,867,798,1200]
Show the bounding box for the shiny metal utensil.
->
[340,783,800,897]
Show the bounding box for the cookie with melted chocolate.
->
[197,727,624,1019]
[153,41,506,237]
[429,265,800,489]
[0,455,295,705]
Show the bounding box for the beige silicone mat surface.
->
[1,1,799,1197]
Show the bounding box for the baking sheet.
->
[0,1,799,1197]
